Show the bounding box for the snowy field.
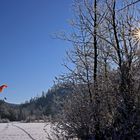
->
[0,122,52,140]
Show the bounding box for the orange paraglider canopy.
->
[0,84,8,93]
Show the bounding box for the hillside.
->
[0,85,71,122]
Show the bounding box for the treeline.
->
[0,100,19,122]
[0,86,70,122]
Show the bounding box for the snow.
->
[0,122,52,140]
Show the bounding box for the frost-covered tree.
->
[51,0,140,139]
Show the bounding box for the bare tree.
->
[51,0,140,139]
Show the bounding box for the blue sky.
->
[0,0,73,104]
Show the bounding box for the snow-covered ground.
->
[0,122,52,140]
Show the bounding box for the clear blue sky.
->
[0,0,73,104]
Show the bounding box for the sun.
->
[133,28,140,41]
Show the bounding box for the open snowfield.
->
[0,122,52,140]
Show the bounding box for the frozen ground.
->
[0,122,52,140]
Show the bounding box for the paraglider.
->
[0,84,8,93]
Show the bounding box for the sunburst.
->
[133,28,140,42]
[132,27,140,56]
